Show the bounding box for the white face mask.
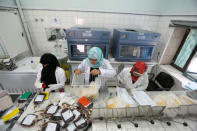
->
[133,71,143,77]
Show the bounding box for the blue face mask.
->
[86,47,103,68]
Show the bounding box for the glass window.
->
[187,52,197,73]
[71,45,106,57]
[172,29,197,72]
[174,29,197,68]
[120,46,153,59]
[184,52,197,81]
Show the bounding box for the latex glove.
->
[35,81,43,89]
[90,69,101,76]
[74,69,83,75]
[48,84,60,90]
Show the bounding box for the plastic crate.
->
[71,73,101,99]
[92,105,166,119]
[71,73,100,87]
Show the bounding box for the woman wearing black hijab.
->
[34,53,66,92]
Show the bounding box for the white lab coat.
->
[77,59,116,89]
[117,67,149,91]
[34,66,66,89]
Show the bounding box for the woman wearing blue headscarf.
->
[75,47,116,91]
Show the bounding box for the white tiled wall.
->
[160,28,186,64]
[155,16,197,63]
[23,10,197,62]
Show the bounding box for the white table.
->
[0,57,41,94]
[10,88,197,131]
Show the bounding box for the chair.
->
[146,72,174,91]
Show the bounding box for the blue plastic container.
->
[112,29,160,61]
[66,27,110,61]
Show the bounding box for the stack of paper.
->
[132,91,156,106]
[184,82,197,90]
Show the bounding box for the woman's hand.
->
[90,69,101,75]
[74,69,83,75]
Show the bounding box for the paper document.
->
[132,91,156,106]
[117,87,137,107]
[22,114,36,126]
[46,123,57,131]
[184,82,197,90]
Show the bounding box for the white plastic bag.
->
[132,91,156,106]
[78,79,100,100]
[106,97,131,108]
[179,95,197,105]
[116,87,137,107]
[152,94,181,107]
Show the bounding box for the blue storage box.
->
[112,29,160,61]
[66,27,110,61]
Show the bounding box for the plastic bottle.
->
[30,60,36,69]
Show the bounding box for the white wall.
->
[0,10,29,58]
[22,10,197,62]
[160,28,187,64]
[1,0,197,15]
[0,1,197,62]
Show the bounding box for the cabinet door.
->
[0,10,29,58]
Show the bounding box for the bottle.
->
[30,60,36,69]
